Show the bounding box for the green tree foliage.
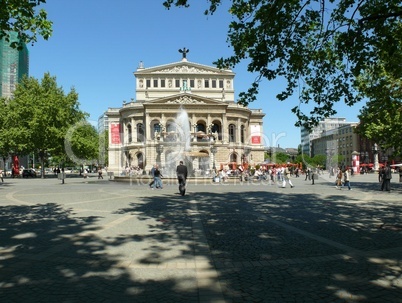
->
[271,152,289,164]
[163,0,402,130]
[0,0,52,49]
[98,130,109,166]
[0,98,12,168]
[356,65,402,156]
[332,154,345,167]
[296,153,326,168]
[65,121,99,167]
[312,154,326,168]
[295,154,307,165]
[2,73,87,176]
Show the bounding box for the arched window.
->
[136,123,144,142]
[229,124,236,142]
[211,123,222,141]
[166,121,176,133]
[229,153,238,170]
[127,124,132,143]
[195,123,205,133]
[196,123,206,142]
[154,123,162,134]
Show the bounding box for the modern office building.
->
[0,32,29,172]
[311,123,359,169]
[105,50,266,176]
[98,113,109,134]
[0,31,29,99]
[301,117,355,156]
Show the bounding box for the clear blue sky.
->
[29,0,364,149]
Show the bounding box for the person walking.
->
[311,167,316,185]
[149,164,156,188]
[0,168,3,183]
[176,160,188,195]
[343,168,351,190]
[379,166,385,184]
[382,164,392,192]
[98,167,103,179]
[305,167,311,181]
[152,165,163,190]
[283,165,294,188]
[335,167,343,189]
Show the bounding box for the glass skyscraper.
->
[0,31,29,99]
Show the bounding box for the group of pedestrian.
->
[265,166,295,187]
[145,162,395,194]
[148,161,188,195]
[305,166,319,185]
[334,167,351,190]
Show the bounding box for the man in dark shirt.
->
[176,160,188,195]
[382,164,392,192]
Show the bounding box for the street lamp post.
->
[372,143,379,171]
[326,148,335,172]
[156,123,164,141]
[360,151,365,164]
[244,146,252,165]
[380,146,389,166]
[156,144,164,166]
[326,149,331,171]
[210,146,217,170]
[193,123,197,142]
[207,123,215,142]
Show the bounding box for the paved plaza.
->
[0,173,401,302]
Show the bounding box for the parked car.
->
[22,169,37,178]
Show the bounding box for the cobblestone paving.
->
[0,174,401,302]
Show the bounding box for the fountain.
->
[163,107,194,177]
[175,106,191,152]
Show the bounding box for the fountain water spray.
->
[164,106,194,176]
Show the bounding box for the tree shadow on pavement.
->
[116,189,402,302]
[0,202,199,302]
[1,185,401,302]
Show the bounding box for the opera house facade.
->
[106,51,266,176]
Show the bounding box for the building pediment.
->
[134,61,234,76]
[146,94,227,106]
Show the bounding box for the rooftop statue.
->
[178,47,189,59]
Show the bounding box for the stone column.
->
[222,113,227,144]
[145,113,151,143]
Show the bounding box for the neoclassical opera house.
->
[106,50,266,176]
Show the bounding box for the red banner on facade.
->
[251,136,261,144]
[111,123,121,144]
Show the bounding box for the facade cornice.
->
[134,61,234,76]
